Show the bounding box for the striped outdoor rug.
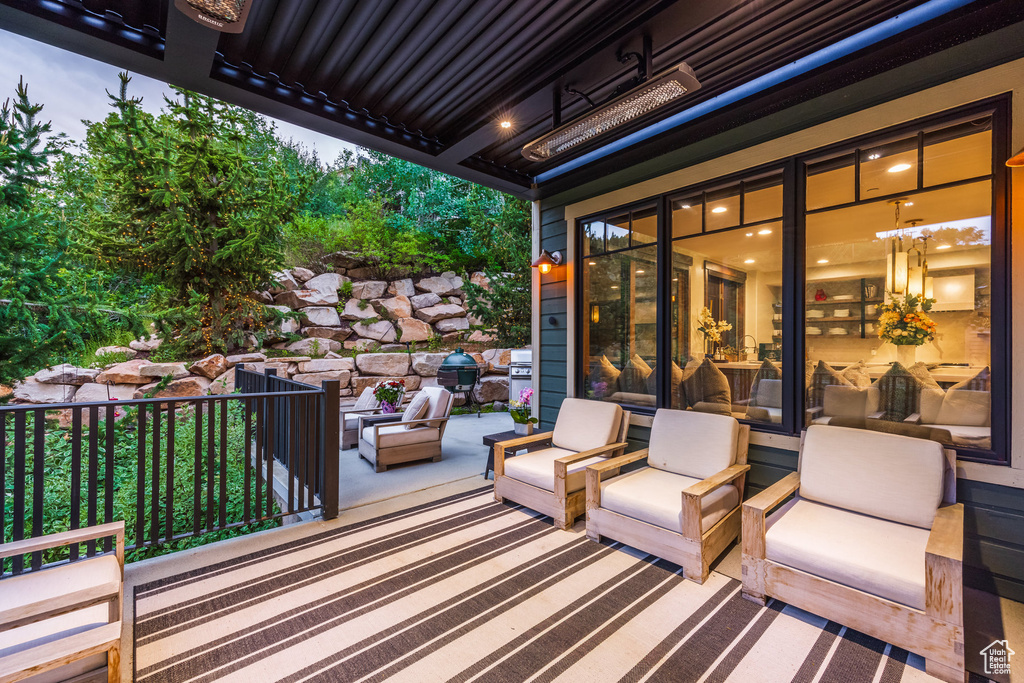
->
[133,487,949,682]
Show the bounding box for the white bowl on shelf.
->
[807,310,825,319]
[832,294,855,302]
[833,309,850,317]
[806,327,823,335]
[829,328,848,335]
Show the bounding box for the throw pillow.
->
[589,355,622,397]
[644,360,685,396]
[681,358,731,409]
[936,390,990,427]
[808,360,852,408]
[401,391,431,430]
[748,359,781,404]
[874,362,926,422]
[631,353,652,375]
[841,360,873,388]
[618,356,652,394]
[907,362,943,393]
[950,366,991,392]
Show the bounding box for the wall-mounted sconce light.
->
[532,250,563,275]
[590,305,600,324]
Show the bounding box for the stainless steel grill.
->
[508,348,533,402]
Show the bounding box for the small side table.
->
[482,430,543,480]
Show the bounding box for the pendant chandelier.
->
[885,200,909,295]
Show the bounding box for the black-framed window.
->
[575,97,1010,464]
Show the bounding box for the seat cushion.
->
[822,385,879,419]
[362,424,438,448]
[755,379,783,409]
[551,398,623,453]
[800,425,944,529]
[601,467,739,533]
[927,424,991,448]
[765,499,929,609]
[503,447,602,493]
[647,408,738,480]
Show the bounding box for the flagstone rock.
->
[34,364,100,386]
[415,304,466,324]
[291,267,315,283]
[351,280,388,300]
[225,352,266,367]
[387,278,416,297]
[140,362,190,379]
[301,325,352,342]
[305,272,348,295]
[340,298,379,321]
[274,288,337,308]
[187,354,227,380]
[250,290,275,305]
[351,374,420,395]
[470,272,490,291]
[397,317,433,342]
[467,330,496,344]
[292,370,351,387]
[73,382,137,403]
[377,295,412,319]
[356,353,411,377]
[298,358,355,373]
[14,379,76,404]
[95,345,138,360]
[268,270,299,294]
[266,304,300,335]
[129,336,163,352]
[344,339,378,352]
[352,320,397,343]
[96,359,152,384]
[435,317,470,333]
[410,352,448,376]
[285,337,342,355]
[415,276,460,296]
[134,376,212,400]
[208,370,236,395]
[410,293,442,310]
[298,306,342,327]
[473,375,509,403]
[264,362,297,376]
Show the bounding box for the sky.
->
[0,28,358,164]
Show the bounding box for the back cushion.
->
[936,390,990,427]
[919,389,945,424]
[618,357,652,394]
[647,408,739,479]
[681,358,731,408]
[353,387,378,411]
[552,398,623,453]
[401,391,431,430]
[822,385,868,419]
[756,379,783,409]
[874,362,926,422]
[423,387,452,427]
[800,425,945,529]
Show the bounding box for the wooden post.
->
[320,379,340,520]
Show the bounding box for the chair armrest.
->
[358,413,403,433]
[494,431,554,478]
[389,416,450,428]
[0,620,120,682]
[0,521,124,565]
[805,406,824,419]
[866,410,885,419]
[903,412,922,424]
[584,449,649,511]
[553,442,628,499]
[683,464,751,500]
[742,472,799,562]
[743,472,800,514]
[926,503,964,624]
[0,574,121,633]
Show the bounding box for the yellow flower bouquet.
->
[877,294,937,346]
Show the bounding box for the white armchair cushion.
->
[362,424,438,448]
[821,385,879,418]
[935,390,990,427]
[647,408,738,480]
[503,447,600,493]
[421,387,453,428]
[402,391,431,429]
[600,467,739,533]
[800,425,945,529]
[551,399,623,453]
[765,499,929,609]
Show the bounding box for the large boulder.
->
[410,352,448,376]
[291,267,315,283]
[96,359,152,385]
[95,345,138,360]
[129,336,162,352]
[356,353,411,377]
[14,379,76,404]
[351,374,420,395]
[352,320,397,343]
[265,361,297,376]
[376,295,412,319]
[470,271,490,291]
[387,278,416,297]
[267,304,300,335]
[305,272,348,295]
[473,375,509,403]
[134,376,212,400]
[440,271,465,289]
[299,306,343,327]
[298,358,354,373]
[435,317,470,333]
[340,298,379,321]
[302,325,352,342]
[292,370,351,387]
[34,364,99,386]
[415,303,466,324]
[344,339,379,352]
[409,292,442,310]
[274,288,338,309]
[285,337,342,355]
[467,330,496,344]
[208,369,236,395]
[190,354,229,380]
[225,352,266,367]
[74,382,137,402]
[351,280,388,299]
[397,318,433,342]
[415,276,461,296]
[140,362,190,380]
[268,270,299,294]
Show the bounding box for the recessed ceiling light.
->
[672,278,679,281]
[905,202,914,207]
[746,232,753,237]
[758,228,772,235]
[868,153,881,160]
[744,259,755,264]
[499,120,512,129]
[817,258,829,264]
[588,261,596,265]
[711,206,727,214]
[610,285,619,289]
[888,163,912,173]
[680,204,691,209]
[936,244,951,250]
[636,269,645,274]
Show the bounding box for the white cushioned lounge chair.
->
[493,398,630,530]
[341,384,406,450]
[0,522,124,683]
[741,425,964,682]
[358,387,452,472]
[585,409,750,584]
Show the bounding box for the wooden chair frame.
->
[357,413,451,473]
[0,521,124,683]
[741,440,965,683]
[584,424,750,584]
[492,411,630,530]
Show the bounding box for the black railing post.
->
[320,379,340,520]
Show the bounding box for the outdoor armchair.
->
[357,387,453,472]
[493,398,630,530]
[341,384,407,450]
[0,521,124,683]
[741,425,964,682]
[585,409,750,584]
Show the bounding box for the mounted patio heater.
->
[522,62,701,162]
[175,0,253,32]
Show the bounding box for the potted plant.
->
[877,293,937,365]
[373,379,405,414]
[509,387,539,435]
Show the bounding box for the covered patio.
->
[2,0,1024,681]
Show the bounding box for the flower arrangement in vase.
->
[696,307,732,360]
[509,387,539,435]
[373,378,405,414]
[877,293,937,365]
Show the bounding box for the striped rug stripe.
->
[134,491,950,682]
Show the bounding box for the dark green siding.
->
[537,207,568,429]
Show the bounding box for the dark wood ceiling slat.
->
[279,0,357,86]
[310,0,401,99]
[250,0,318,76]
